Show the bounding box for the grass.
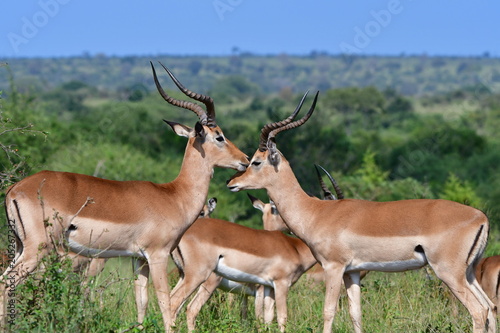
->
[6,252,498,333]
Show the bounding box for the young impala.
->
[227,91,496,333]
[198,197,217,218]
[190,196,263,324]
[169,217,317,332]
[1,62,249,332]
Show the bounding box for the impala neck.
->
[266,161,318,240]
[168,138,214,223]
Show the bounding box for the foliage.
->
[208,75,261,104]
[3,55,500,97]
[340,150,432,201]
[0,64,46,189]
[323,86,385,116]
[439,173,483,208]
[11,253,119,332]
[387,115,486,188]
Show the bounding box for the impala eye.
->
[252,161,261,167]
[216,136,224,142]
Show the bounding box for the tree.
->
[0,64,46,188]
[439,173,482,208]
[341,150,431,201]
[323,86,385,116]
[208,75,260,103]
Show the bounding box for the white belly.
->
[68,238,145,259]
[215,257,273,287]
[347,249,427,272]
[218,278,256,296]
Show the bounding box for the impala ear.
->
[267,138,281,166]
[269,200,279,215]
[164,120,193,138]
[195,121,206,138]
[207,197,217,213]
[248,193,265,212]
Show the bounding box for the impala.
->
[476,256,500,315]
[1,62,249,331]
[169,216,317,332]
[227,91,496,333]
[194,196,263,323]
[171,211,262,331]
[199,197,217,218]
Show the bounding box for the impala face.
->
[228,149,279,192]
[228,91,317,193]
[166,121,248,173]
[199,197,217,218]
[204,125,249,171]
[248,193,288,232]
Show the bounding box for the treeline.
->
[1,62,500,254]
[1,54,500,97]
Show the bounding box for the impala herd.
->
[0,62,498,333]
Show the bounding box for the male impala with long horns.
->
[1,62,249,332]
[227,91,496,333]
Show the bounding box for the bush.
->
[12,253,98,332]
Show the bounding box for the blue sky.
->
[1,0,498,58]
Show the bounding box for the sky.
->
[0,0,499,58]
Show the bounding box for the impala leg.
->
[148,255,172,332]
[469,273,497,332]
[254,284,265,322]
[263,286,276,324]
[132,258,150,325]
[343,272,362,333]
[322,265,345,333]
[432,264,494,333]
[170,267,212,326]
[186,273,223,332]
[274,281,289,332]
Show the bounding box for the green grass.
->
[6,253,499,333]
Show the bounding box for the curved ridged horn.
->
[314,164,344,200]
[150,61,215,127]
[258,91,309,152]
[266,91,319,148]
